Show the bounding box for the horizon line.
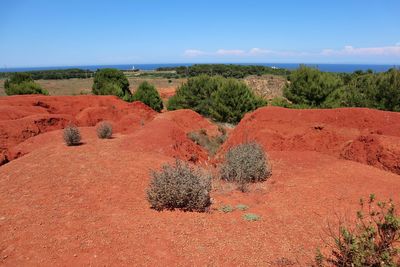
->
[1,62,400,69]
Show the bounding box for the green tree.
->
[4,72,48,95]
[284,65,342,107]
[376,68,400,111]
[133,81,163,112]
[92,68,131,100]
[167,75,266,123]
[167,75,222,116]
[210,78,266,123]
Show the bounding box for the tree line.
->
[0,68,93,80]
[156,64,291,78]
[4,66,400,117]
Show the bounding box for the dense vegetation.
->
[157,64,291,78]
[132,81,163,112]
[92,68,132,100]
[167,75,266,123]
[4,72,49,95]
[0,68,93,80]
[283,66,400,111]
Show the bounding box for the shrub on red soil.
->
[63,125,81,146]
[220,142,271,191]
[96,121,113,139]
[147,160,211,212]
[187,127,226,156]
[132,81,163,112]
[316,195,400,267]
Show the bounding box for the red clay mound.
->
[120,116,208,163]
[0,95,132,116]
[0,105,49,120]
[219,106,400,174]
[111,102,157,134]
[8,127,96,161]
[251,107,400,136]
[156,109,219,136]
[0,114,74,161]
[0,96,157,165]
[118,109,223,162]
[341,134,400,175]
[75,101,156,128]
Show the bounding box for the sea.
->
[0,63,398,73]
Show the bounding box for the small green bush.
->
[63,125,81,146]
[132,81,163,112]
[96,121,113,139]
[220,142,271,191]
[4,73,48,95]
[220,205,234,213]
[316,194,400,266]
[147,160,211,212]
[236,204,249,211]
[243,213,260,221]
[92,68,131,100]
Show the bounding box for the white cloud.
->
[184,44,400,59]
[321,45,400,56]
[216,49,245,56]
[183,49,208,57]
[183,48,275,58]
[396,42,400,46]
[249,48,272,55]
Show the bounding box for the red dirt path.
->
[0,96,399,266]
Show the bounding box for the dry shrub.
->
[63,125,81,146]
[147,160,211,212]
[187,127,227,156]
[220,142,271,191]
[96,121,113,139]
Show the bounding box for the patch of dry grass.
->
[0,77,187,97]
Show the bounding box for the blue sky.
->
[1,0,399,67]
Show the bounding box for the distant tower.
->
[132,65,135,70]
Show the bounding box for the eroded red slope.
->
[218,106,400,174]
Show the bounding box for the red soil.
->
[0,97,399,266]
[156,109,219,136]
[340,134,400,175]
[119,116,209,163]
[158,87,176,101]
